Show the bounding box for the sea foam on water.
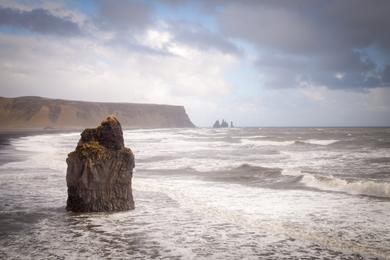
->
[0,127,389,259]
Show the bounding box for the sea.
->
[0,127,389,259]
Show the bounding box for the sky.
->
[0,0,389,126]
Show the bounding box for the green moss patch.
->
[77,141,106,159]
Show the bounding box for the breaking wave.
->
[294,139,339,146]
[241,139,295,146]
[241,139,339,146]
[284,170,390,198]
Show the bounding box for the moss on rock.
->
[76,140,105,159]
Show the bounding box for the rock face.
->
[213,120,220,128]
[220,119,229,128]
[0,96,195,129]
[212,119,231,128]
[66,116,135,212]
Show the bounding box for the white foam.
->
[1,133,77,171]
[282,168,390,198]
[135,177,390,259]
[281,168,304,176]
[58,132,80,137]
[301,173,390,198]
[236,135,267,139]
[241,139,295,146]
[2,128,390,259]
[138,157,244,172]
[302,139,339,145]
[124,131,179,141]
[241,138,339,147]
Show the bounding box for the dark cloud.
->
[255,49,378,88]
[219,0,390,52]
[94,0,151,31]
[93,1,238,54]
[0,6,81,35]
[105,34,174,57]
[217,0,390,88]
[171,23,239,55]
[382,65,390,83]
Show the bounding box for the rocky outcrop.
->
[212,119,232,128]
[66,116,135,212]
[220,119,229,128]
[0,96,195,129]
[213,120,220,128]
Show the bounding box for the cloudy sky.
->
[0,0,389,126]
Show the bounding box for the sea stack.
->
[220,119,228,128]
[66,115,135,212]
[212,119,231,128]
[213,120,221,128]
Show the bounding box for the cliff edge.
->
[0,96,195,129]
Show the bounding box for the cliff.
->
[0,96,195,129]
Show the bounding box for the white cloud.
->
[135,29,172,50]
[298,81,327,101]
[365,87,390,112]
[335,72,345,79]
[0,29,238,126]
[1,2,389,127]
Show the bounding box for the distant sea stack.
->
[66,116,135,212]
[0,96,195,129]
[213,119,233,128]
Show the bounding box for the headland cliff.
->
[0,96,195,129]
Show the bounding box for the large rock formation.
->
[220,119,229,128]
[0,96,195,129]
[212,119,231,128]
[66,116,135,212]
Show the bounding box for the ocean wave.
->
[138,157,243,172]
[281,169,390,198]
[136,178,390,259]
[241,138,339,147]
[234,135,267,139]
[199,163,305,188]
[294,139,339,146]
[241,139,295,146]
[58,133,79,137]
[301,173,390,198]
